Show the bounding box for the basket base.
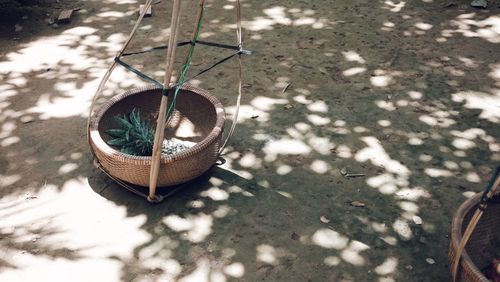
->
[98,164,217,201]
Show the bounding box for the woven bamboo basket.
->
[449,191,500,282]
[89,84,225,187]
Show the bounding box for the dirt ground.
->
[0,0,499,281]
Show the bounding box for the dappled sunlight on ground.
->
[452,89,500,122]
[443,13,500,43]
[0,0,499,281]
[0,177,149,281]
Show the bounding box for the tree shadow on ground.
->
[0,0,499,281]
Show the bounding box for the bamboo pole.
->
[148,0,183,202]
[87,0,153,146]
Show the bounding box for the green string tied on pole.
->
[165,6,205,121]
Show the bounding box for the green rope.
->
[165,7,204,120]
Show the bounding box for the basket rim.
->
[89,84,225,165]
[449,192,500,280]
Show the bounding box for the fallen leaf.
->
[350,201,365,207]
[412,215,423,225]
[470,0,487,8]
[340,167,348,176]
[22,118,35,124]
[281,82,291,94]
[320,215,330,223]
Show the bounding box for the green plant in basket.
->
[106,108,154,156]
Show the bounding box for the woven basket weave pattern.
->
[89,85,225,187]
[449,192,500,282]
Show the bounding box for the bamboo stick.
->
[148,0,183,202]
[87,0,153,146]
